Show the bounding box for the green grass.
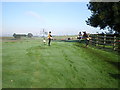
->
[2,37,120,88]
[0,40,2,89]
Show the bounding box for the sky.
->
[2,2,104,36]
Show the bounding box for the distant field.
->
[2,37,120,88]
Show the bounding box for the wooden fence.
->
[89,34,120,51]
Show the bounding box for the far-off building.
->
[13,33,33,39]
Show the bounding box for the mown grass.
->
[0,40,2,89]
[2,37,120,88]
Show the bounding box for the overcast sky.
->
[2,2,103,36]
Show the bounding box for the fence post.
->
[92,34,94,46]
[94,34,96,46]
[91,34,95,46]
[96,34,98,47]
[113,35,116,50]
[90,34,92,45]
[103,34,106,48]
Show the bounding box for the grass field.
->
[2,37,120,88]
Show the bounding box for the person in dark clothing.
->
[77,32,82,40]
[83,31,90,47]
[48,31,52,46]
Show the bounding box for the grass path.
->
[2,38,120,88]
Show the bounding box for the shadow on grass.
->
[109,73,120,80]
[95,46,120,53]
[107,61,120,71]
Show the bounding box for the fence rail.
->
[89,34,120,51]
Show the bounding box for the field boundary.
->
[89,34,120,51]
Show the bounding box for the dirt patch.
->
[2,40,20,42]
[1,37,21,42]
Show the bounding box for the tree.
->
[28,33,33,38]
[86,2,120,33]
